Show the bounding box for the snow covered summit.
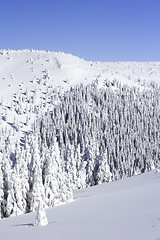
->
[1,49,160,104]
[0,49,159,135]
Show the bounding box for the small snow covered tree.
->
[29,137,45,212]
[95,150,112,184]
[43,147,60,207]
[35,200,48,226]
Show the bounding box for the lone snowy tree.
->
[35,200,48,226]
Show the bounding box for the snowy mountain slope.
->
[0,50,160,220]
[0,49,160,136]
[0,50,97,104]
[0,169,160,240]
[1,50,160,104]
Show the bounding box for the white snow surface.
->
[0,170,160,240]
[1,49,160,105]
[0,49,160,135]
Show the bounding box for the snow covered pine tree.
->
[34,200,48,226]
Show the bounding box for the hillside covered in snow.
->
[0,170,160,240]
[0,49,160,220]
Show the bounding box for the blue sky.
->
[1,0,160,61]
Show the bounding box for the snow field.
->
[0,170,160,240]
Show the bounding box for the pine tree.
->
[35,200,48,226]
[29,137,45,212]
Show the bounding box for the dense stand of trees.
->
[38,81,160,184]
[0,80,160,219]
